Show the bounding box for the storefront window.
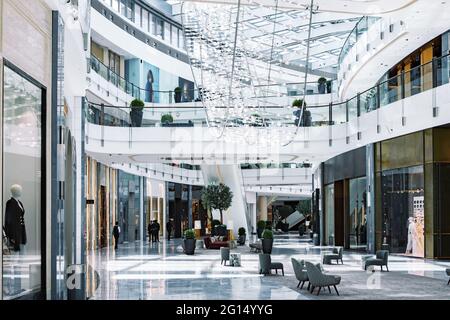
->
[348,177,367,251]
[324,184,334,245]
[381,166,424,257]
[2,64,44,299]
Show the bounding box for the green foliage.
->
[318,77,327,84]
[201,183,233,223]
[130,98,144,110]
[238,227,246,236]
[161,113,174,123]
[265,221,272,230]
[262,229,274,239]
[296,200,312,214]
[184,229,195,239]
[174,87,182,93]
[211,219,221,229]
[292,99,306,108]
[257,220,267,229]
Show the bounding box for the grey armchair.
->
[323,247,344,264]
[259,254,284,276]
[446,268,450,285]
[291,258,309,289]
[221,247,230,266]
[364,250,389,271]
[305,261,341,296]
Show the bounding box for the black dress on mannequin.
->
[4,198,27,251]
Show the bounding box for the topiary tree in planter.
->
[161,113,174,126]
[317,77,327,94]
[201,183,233,224]
[292,99,311,127]
[262,229,274,254]
[174,87,182,103]
[326,80,333,94]
[184,229,196,255]
[237,227,246,245]
[130,99,145,127]
[257,220,267,238]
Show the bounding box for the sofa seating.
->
[204,236,229,250]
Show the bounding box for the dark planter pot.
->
[184,239,196,255]
[238,234,246,245]
[174,92,182,103]
[318,83,326,94]
[262,238,273,254]
[257,228,264,239]
[130,109,143,127]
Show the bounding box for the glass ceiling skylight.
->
[175,0,361,134]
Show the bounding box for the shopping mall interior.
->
[1,0,450,302]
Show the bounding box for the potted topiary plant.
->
[174,87,182,103]
[262,229,274,254]
[292,99,311,127]
[200,183,233,224]
[130,98,145,127]
[326,80,332,94]
[238,227,246,245]
[161,113,174,126]
[184,229,196,255]
[257,220,266,239]
[210,219,222,236]
[317,77,327,94]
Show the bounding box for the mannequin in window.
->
[4,184,27,251]
[405,217,414,255]
[145,69,154,103]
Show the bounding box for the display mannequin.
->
[405,217,414,254]
[4,184,27,251]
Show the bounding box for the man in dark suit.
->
[166,219,173,241]
[112,221,120,250]
[154,220,160,242]
[4,185,27,252]
[148,221,155,243]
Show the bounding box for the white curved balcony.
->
[85,54,450,167]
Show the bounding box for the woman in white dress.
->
[405,217,414,254]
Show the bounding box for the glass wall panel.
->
[381,165,424,257]
[2,64,43,299]
[324,184,334,245]
[348,177,367,251]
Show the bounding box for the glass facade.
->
[2,64,44,299]
[381,166,424,257]
[100,0,185,50]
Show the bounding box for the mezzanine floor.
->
[88,234,450,300]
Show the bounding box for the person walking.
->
[148,221,154,243]
[112,221,121,250]
[154,220,160,242]
[166,219,173,241]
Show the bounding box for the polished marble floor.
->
[88,234,450,300]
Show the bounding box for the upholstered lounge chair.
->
[259,254,284,276]
[364,250,389,271]
[305,261,341,296]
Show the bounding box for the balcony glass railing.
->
[89,55,335,105]
[337,16,381,72]
[87,53,450,128]
[90,55,199,104]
